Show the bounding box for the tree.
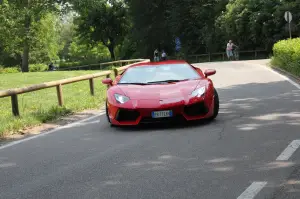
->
[7,0,69,72]
[166,0,228,54]
[126,0,228,58]
[0,1,24,66]
[58,11,77,60]
[30,12,64,63]
[126,0,174,58]
[216,0,300,51]
[76,0,130,60]
[68,36,110,61]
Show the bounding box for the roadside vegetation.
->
[271,38,300,77]
[1,0,298,72]
[0,71,107,136]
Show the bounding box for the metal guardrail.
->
[58,59,148,71]
[0,59,149,117]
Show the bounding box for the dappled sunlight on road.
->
[214,79,300,135]
[251,112,300,121]
[204,157,238,163]
[0,162,17,168]
[210,166,234,172]
[257,161,295,171]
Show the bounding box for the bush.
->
[272,38,300,76]
[29,64,48,72]
[0,66,20,74]
[0,64,49,73]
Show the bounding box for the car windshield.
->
[118,63,200,84]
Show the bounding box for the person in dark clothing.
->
[48,63,56,71]
[154,49,160,62]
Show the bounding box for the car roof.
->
[129,60,189,68]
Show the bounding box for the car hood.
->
[117,79,205,100]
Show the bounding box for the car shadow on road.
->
[111,119,218,133]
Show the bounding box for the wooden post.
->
[56,84,64,106]
[255,51,257,59]
[113,68,118,78]
[11,94,20,116]
[106,74,110,88]
[89,78,95,95]
[208,53,211,62]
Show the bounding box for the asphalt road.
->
[1,60,300,199]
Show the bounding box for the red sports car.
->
[101,60,219,126]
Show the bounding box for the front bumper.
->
[107,97,215,126]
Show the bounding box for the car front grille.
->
[115,109,140,122]
[184,102,209,116]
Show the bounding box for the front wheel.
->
[209,88,219,120]
[105,100,115,127]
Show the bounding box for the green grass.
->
[0,70,109,136]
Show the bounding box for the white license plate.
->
[152,110,173,118]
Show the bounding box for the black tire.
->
[105,101,110,123]
[209,88,219,120]
[105,100,115,127]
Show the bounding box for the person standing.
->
[226,40,236,60]
[161,50,167,61]
[154,49,160,62]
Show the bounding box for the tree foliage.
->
[217,0,300,51]
[0,0,299,69]
[75,0,130,60]
[126,0,173,58]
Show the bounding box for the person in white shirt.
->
[226,40,237,60]
[161,50,167,61]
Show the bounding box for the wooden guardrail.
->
[113,59,150,77]
[186,50,267,62]
[0,59,149,117]
[59,59,148,71]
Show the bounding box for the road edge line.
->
[0,111,105,151]
[249,62,300,90]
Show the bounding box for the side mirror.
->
[204,69,216,77]
[102,78,113,85]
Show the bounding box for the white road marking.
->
[0,112,105,151]
[276,140,300,161]
[237,181,267,199]
[252,62,300,90]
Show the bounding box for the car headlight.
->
[114,94,130,104]
[191,86,206,97]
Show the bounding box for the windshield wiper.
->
[147,79,189,84]
[118,82,149,85]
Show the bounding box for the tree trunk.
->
[22,39,29,72]
[108,45,115,60]
[22,2,31,72]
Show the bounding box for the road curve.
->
[1,60,300,199]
